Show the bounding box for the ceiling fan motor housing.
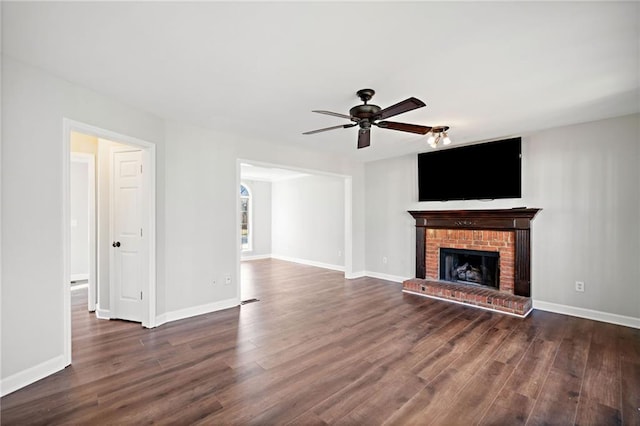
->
[349,104,381,121]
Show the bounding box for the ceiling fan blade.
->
[302,123,357,135]
[374,97,426,120]
[357,128,371,149]
[375,121,432,135]
[312,110,354,120]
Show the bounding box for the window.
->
[240,184,251,251]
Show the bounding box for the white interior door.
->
[111,149,143,322]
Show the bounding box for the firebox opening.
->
[440,248,499,289]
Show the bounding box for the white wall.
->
[1,57,366,394]
[1,56,166,388]
[526,114,639,320]
[241,179,272,258]
[162,121,364,316]
[69,161,89,279]
[272,174,345,269]
[162,122,239,314]
[365,113,640,321]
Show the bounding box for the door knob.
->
[112,241,121,247]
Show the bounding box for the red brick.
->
[417,227,527,313]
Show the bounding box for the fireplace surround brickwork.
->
[426,229,515,293]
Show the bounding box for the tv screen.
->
[418,137,521,201]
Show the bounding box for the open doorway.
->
[63,119,157,366]
[70,151,96,312]
[237,160,353,302]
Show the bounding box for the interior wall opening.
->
[238,160,352,303]
[64,119,157,367]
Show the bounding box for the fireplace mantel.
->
[409,208,540,297]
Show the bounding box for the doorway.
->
[236,159,353,303]
[70,152,96,312]
[63,119,157,366]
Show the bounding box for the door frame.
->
[70,152,97,312]
[63,118,157,366]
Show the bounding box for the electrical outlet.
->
[382,256,388,264]
[575,281,585,292]
[225,274,232,285]
[338,250,342,257]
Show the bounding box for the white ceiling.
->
[3,2,638,162]
[241,163,309,182]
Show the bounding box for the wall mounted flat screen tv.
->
[418,137,521,201]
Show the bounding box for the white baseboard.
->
[95,304,111,320]
[70,283,89,291]
[155,297,239,327]
[271,254,345,272]
[533,300,640,329]
[345,271,366,279]
[70,273,88,282]
[364,271,410,283]
[1,355,67,397]
[241,254,272,261]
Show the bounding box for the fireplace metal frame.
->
[440,247,500,288]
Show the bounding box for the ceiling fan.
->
[303,89,433,149]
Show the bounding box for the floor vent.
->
[241,298,260,305]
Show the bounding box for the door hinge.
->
[140,228,143,237]
[140,164,143,174]
[140,291,143,300]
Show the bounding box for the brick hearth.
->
[403,278,532,316]
[404,209,540,317]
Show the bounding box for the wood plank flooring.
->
[1,259,639,425]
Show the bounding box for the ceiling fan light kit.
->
[303,88,450,149]
[427,126,451,148]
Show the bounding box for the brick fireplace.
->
[403,208,540,316]
[428,229,515,293]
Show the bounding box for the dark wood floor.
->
[2,259,639,425]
